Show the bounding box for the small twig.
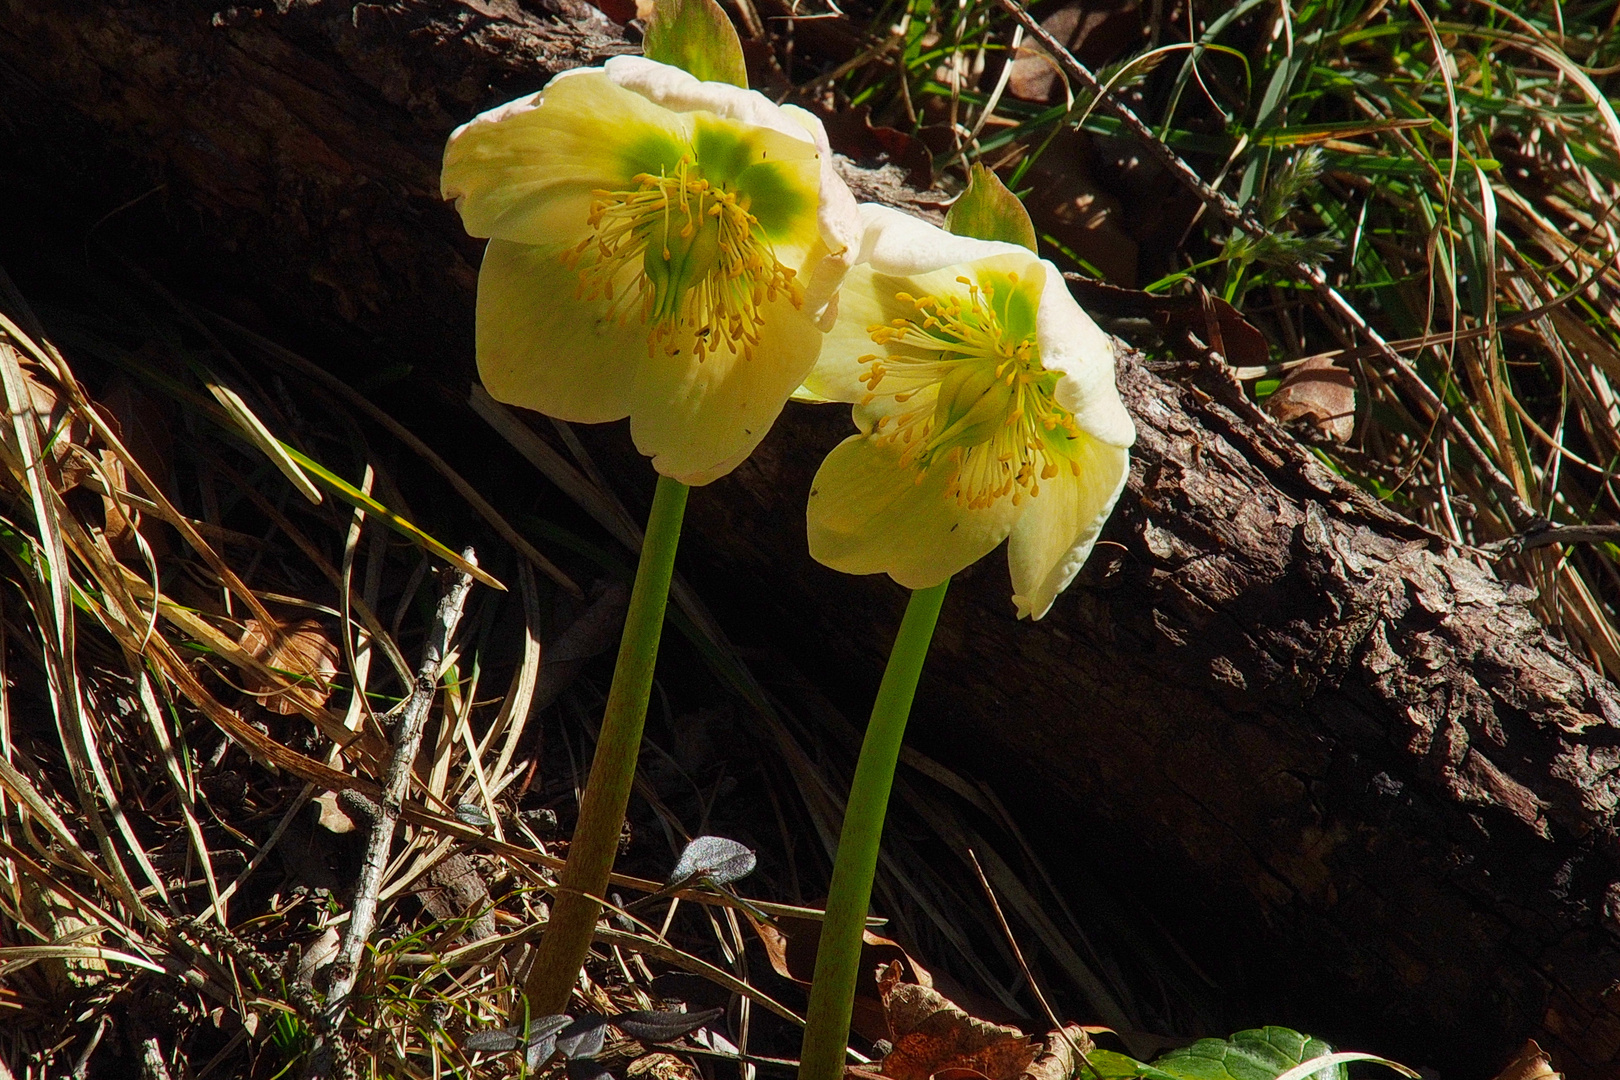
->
[1484,521,1620,556]
[994,0,1538,530]
[966,849,1103,1080]
[310,550,478,1075]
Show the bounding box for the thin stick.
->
[967,849,1101,1080]
[314,550,478,1071]
[1487,522,1620,554]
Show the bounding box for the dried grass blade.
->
[0,339,156,921]
[204,380,322,505]
[481,562,542,796]
[201,311,580,598]
[280,442,504,591]
[134,669,226,924]
[0,944,166,975]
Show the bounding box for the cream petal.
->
[442,71,690,245]
[475,239,643,424]
[807,435,1021,590]
[1006,434,1130,620]
[626,300,824,485]
[780,105,861,320]
[856,203,1033,278]
[799,264,892,403]
[606,56,815,147]
[1036,261,1135,449]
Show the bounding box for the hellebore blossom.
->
[442,55,861,484]
[804,204,1135,619]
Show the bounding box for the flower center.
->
[563,158,804,363]
[859,272,1083,509]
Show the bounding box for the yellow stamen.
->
[861,273,1083,509]
[561,158,803,363]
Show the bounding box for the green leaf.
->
[945,163,1038,252]
[1083,1050,1176,1080]
[1149,1028,1346,1080]
[643,0,748,89]
[278,443,506,592]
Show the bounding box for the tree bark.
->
[4,3,1620,1076]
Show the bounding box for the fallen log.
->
[3,2,1619,1076]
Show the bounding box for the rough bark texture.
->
[5,2,1620,1076]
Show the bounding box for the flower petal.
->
[1006,434,1130,619]
[627,301,824,485]
[856,203,1032,278]
[442,71,689,245]
[1036,261,1135,448]
[807,436,1021,589]
[606,56,815,145]
[475,239,643,424]
[798,264,891,403]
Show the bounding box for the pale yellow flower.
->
[443,56,861,484]
[804,205,1135,619]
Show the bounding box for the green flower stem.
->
[522,474,689,1016]
[799,580,950,1080]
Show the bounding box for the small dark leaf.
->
[612,1006,726,1043]
[464,1026,523,1053]
[610,892,636,931]
[524,1014,574,1068]
[454,802,494,829]
[670,835,756,886]
[520,807,558,830]
[557,1015,611,1059]
[567,1058,617,1080]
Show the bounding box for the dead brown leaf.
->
[1021,1026,1098,1080]
[749,914,932,1042]
[1007,2,1143,104]
[1062,278,1271,369]
[878,962,1035,1080]
[97,372,175,561]
[1265,355,1357,442]
[1492,1041,1561,1080]
[239,617,340,714]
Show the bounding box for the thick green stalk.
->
[522,474,689,1015]
[799,580,950,1080]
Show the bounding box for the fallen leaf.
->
[1063,278,1271,369]
[879,962,1036,1080]
[748,914,932,1041]
[312,790,356,834]
[1264,356,1356,442]
[1021,1026,1098,1080]
[97,371,175,562]
[670,835,756,886]
[814,104,934,190]
[239,617,340,714]
[1007,2,1144,104]
[1492,1041,1561,1080]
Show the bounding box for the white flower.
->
[804,204,1135,619]
[442,56,862,484]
